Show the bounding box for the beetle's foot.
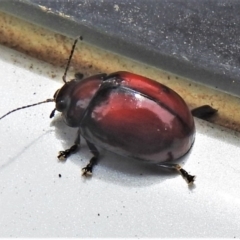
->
[82,164,93,176]
[82,155,98,177]
[176,165,195,185]
[57,144,79,161]
[58,151,68,161]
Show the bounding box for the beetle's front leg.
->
[82,140,99,176]
[58,129,81,161]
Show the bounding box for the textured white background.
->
[0,45,240,238]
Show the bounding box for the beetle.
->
[0,36,217,185]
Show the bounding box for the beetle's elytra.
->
[0,36,217,185]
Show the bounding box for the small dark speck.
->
[175,76,179,79]
[33,92,36,95]
[98,213,100,216]
[189,83,191,86]
[88,64,93,68]
[167,76,170,80]
[140,173,143,176]
[58,174,62,178]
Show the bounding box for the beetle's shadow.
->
[51,114,192,188]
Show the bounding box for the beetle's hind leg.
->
[58,129,81,161]
[157,163,195,185]
[191,105,217,120]
[82,140,99,176]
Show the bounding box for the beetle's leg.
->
[58,129,81,161]
[82,141,99,176]
[191,105,217,120]
[157,163,195,185]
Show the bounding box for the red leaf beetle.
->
[0,37,217,185]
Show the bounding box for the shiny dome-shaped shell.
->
[79,71,195,163]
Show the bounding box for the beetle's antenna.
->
[0,99,54,120]
[62,36,83,83]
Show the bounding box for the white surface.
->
[0,45,240,238]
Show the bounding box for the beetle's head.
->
[53,72,84,114]
[51,79,82,127]
[53,80,76,113]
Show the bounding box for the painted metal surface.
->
[0,40,240,238]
